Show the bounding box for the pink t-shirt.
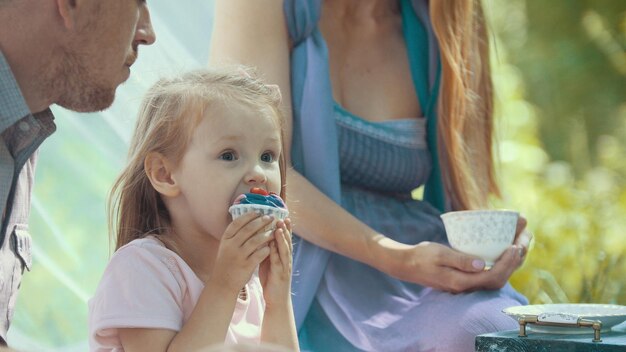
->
[88,236,265,351]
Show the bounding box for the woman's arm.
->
[209,0,292,127]
[287,169,525,292]
[209,0,391,269]
[209,0,523,293]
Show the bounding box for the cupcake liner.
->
[229,204,289,225]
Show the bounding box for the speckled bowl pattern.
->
[441,210,519,266]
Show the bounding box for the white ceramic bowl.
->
[440,210,519,266]
[503,304,626,334]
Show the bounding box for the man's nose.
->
[134,5,156,46]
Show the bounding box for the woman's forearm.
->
[286,168,397,273]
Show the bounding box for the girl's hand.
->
[259,218,293,308]
[211,212,275,293]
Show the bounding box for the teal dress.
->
[285,0,527,351]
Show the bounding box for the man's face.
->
[55,0,156,112]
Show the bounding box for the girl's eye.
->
[261,152,275,163]
[220,152,236,161]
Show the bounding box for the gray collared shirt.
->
[0,49,56,341]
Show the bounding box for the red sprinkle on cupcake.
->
[250,187,269,196]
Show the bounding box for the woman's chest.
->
[319,19,422,120]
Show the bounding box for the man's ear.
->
[56,0,80,30]
[145,152,180,198]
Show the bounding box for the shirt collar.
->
[0,49,33,134]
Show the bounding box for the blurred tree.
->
[486,0,626,307]
[505,0,625,174]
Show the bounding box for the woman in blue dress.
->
[209,0,533,351]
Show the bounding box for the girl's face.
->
[169,101,282,240]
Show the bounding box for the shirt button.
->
[18,121,30,132]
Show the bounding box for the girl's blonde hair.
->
[431,0,498,210]
[109,67,287,251]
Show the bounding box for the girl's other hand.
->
[211,212,275,293]
[259,218,293,308]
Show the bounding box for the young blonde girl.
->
[88,67,298,352]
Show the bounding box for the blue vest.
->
[284,0,443,328]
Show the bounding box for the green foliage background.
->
[6,0,626,350]
[486,0,626,305]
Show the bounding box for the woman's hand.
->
[379,213,531,293]
[379,237,525,293]
[259,218,293,308]
[514,214,533,261]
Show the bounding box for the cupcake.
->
[229,188,289,227]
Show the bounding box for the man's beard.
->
[49,48,117,113]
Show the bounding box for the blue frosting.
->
[235,193,286,209]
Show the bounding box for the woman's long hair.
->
[108,67,287,251]
[431,0,498,210]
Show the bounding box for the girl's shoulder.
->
[112,237,168,267]
[113,236,179,263]
[106,236,194,289]
[89,237,193,343]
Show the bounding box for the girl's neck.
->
[166,230,220,282]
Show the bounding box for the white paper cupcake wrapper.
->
[229,204,289,221]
